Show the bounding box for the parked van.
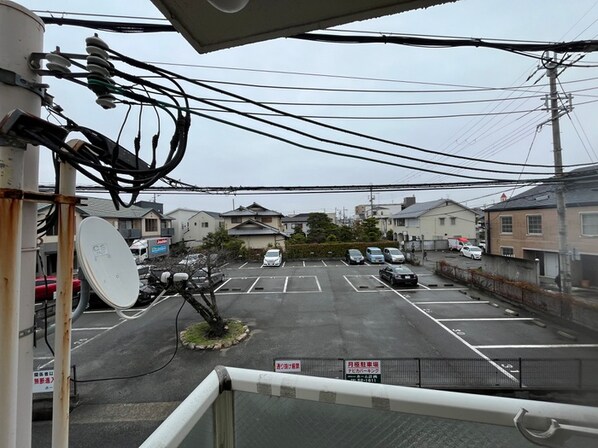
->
[447,238,469,251]
[365,247,385,264]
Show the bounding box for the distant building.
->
[485,165,598,286]
[221,202,288,250]
[282,212,337,235]
[388,199,477,243]
[37,197,173,275]
[186,211,224,247]
[165,208,201,245]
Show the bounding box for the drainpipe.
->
[52,161,77,448]
[0,2,43,446]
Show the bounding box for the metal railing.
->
[141,366,598,448]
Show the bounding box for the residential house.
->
[37,197,173,275]
[221,202,287,250]
[186,211,224,247]
[282,212,337,235]
[165,208,201,245]
[388,199,477,243]
[484,166,598,286]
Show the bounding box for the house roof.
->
[190,210,223,220]
[485,165,598,212]
[391,199,472,219]
[38,197,166,220]
[227,219,288,237]
[221,202,282,217]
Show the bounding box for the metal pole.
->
[0,2,43,447]
[52,162,77,448]
[546,57,572,294]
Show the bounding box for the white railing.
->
[141,366,598,448]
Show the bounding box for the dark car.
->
[35,276,81,302]
[190,267,225,292]
[379,265,418,287]
[345,249,365,265]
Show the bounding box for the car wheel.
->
[390,278,395,286]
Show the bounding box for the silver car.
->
[190,267,225,291]
[383,247,405,264]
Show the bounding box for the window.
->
[581,213,598,236]
[439,218,445,226]
[500,216,513,233]
[145,218,158,232]
[118,219,133,230]
[527,215,542,235]
[394,218,405,226]
[501,247,514,257]
[450,217,456,225]
[231,217,241,224]
[201,222,209,228]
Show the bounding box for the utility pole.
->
[368,186,374,217]
[0,2,43,447]
[546,55,572,294]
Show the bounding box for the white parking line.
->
[238,262,248,269]
[283,276,289,293]
[418,283,431,290]
[321,260,327,267]
[72,327,114,331]
[412,301,490,305]
[314,276,323,293]
[214,278,231,292]
[437,318,534,322]
[282,261,286,268]
[391,289,519,383]
[475,344,598,349]
[343,275,360,292]
[341,260,348,266]
[247,277,261,293]
[303,261,306,267]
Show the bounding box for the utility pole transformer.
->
[546,56,572,295]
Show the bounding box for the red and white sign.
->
[32,370,54,393]
[345,360,381,374]
[274,360,302,373]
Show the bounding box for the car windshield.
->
[369,248,382,255]
[469,246,482,252]
[348,250,361,256]
[392,266,412,273]
[386,248,400,254]
[266,250,280,257]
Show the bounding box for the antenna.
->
[76,216,139,309]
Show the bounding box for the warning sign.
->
[33,370,54,393]
[345,360,382,383]
[274,360,302,373]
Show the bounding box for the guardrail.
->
[141,366,598,447]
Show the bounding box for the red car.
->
[35,276,81,302]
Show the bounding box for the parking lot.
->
[32,257,598,447]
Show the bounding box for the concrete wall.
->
[482,253,539,285]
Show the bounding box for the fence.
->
[273,357,598,390]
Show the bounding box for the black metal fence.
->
[273,357,598,390]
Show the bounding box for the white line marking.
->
[321,260,327,267]
[343,275,360,292]
[216,290,321,295]
[303,261,306,267]
[341,260,348,266]
[314,275,322,293]
[220,262,229,268]
[413,301,490,305]
[283,276,289,293]
[72,327,114,331]
[475,344,598,349]
[214,278,231,292]
[418,283,431,290]
[34,356,53,360]
[437,318,535,322]
[282,261,286,268]
[247,277,260,293]
[83,309,117,314]
[238,262,248,269]
[391,289,519,384]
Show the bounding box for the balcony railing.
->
[118,228,141,240]
[141,366,598,447]
[161,227,175,237]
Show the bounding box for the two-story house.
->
[166,208,201,245]
[282,212,337,235]
[37,197,173,275]
[485,166,598,286]
[221,202,288,250]
[388,199,477,243]
[186,211,224,247]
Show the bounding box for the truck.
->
[447,237,469,251]
[130,237,170,264]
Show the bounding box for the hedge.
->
[284,241,399,259]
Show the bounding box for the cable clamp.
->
[19,325,35,339]
[0,67,53,106]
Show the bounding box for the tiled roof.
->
[75,197,158,219]
[221,202,282,217]
[227,219,287,237]
[391,199,469,219]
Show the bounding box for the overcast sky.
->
[15,0,598,218]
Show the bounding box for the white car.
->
[263,249,282,267]
[383,247,405,264]
[461,246,483,260]
[178,253,203,267]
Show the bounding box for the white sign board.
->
[274,360,302,373]
[345,360,382,383]
[33,369,54,393]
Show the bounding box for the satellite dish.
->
[76,216,139,309]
